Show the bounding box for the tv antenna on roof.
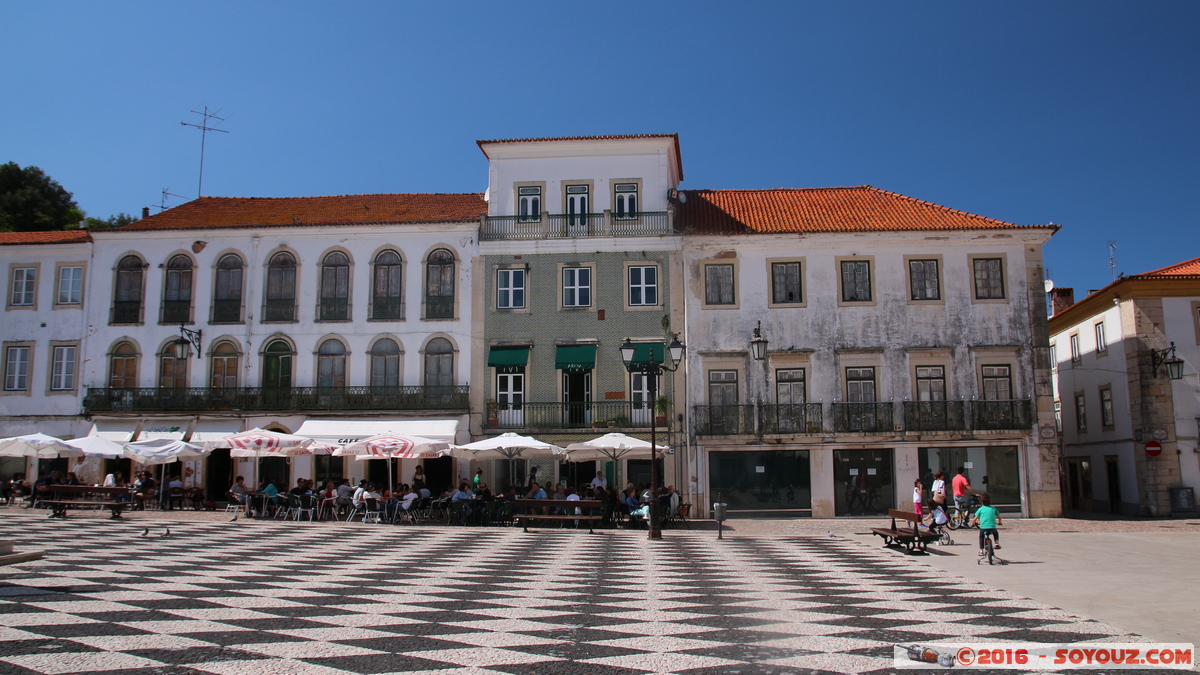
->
[159,188,188,212]
[181,106,230,199]
[1107,240,1117,281]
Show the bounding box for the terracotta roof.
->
[120,194,486,232]
[677,186,1053,234]
[1139,257,1200,277]
[476,134,683,180]
[0,230,92,246]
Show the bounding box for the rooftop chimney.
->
[142,207,150,219]
[1050,287,1075,316]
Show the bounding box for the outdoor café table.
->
[40,485,134,519]
[512,499,604,532]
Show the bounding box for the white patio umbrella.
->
[453,433,566,489]
[337,434,451,495]
[63,435,125,459]
[564,432,669,462]
[224,428,336,457]
[0,433,82,459]
[123,438,209,465]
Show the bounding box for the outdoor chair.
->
[294,494,317,522]
[361,498,383,524]
[344,499,365,522]
[666,503,692,529]
[276,495,297,520]
[449,500,466,525]
[224,492,246,516]
[165,487,185,511]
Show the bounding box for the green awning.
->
[629,343,664,366]
[488,346,530,373]
[555,344,597,373]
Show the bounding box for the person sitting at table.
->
[229,476,252,513]
[475,482,493,501]
[64,472,81,486]
[289,478,309,496]
[625,488,649,527]
[351,480,368,509]
[363,483,382,500]
[334,479,354,516]
[590,471,607,490]
[256,480,280,517]
[526,481,547,500]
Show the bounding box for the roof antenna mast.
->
[159,188,188,212]
[181,106,229,199]
[1107,240,1117,282]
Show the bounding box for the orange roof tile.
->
[677,186,1054,234]
[476,134,683,179]
[0,230,92,246]
[120,194,486,232]
[1139,257,1200,277]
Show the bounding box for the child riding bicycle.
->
[970,493,1001,556]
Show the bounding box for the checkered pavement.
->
[0,513,1151,675]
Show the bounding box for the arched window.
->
[425,249,455,319]
[424,337,453,387]
[112,256,144,324]
[213,254,243,323]
[319,251,350,321]
[110,342,138,388]
[159,342,187,389]
[370,338,400,388]
[262,339,293,389]
[265,252,297,322]
[371,250,403,320]
[210,341,239,389]
[162,254,194,323]
[317,339,347,388]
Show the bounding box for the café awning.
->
[628,343,664,366]
[188,419,245,448]
[89,420,140,443]
[295,418,463,447]
[138,419,192,442]
[555,344,596,373]
[487,345,530,374]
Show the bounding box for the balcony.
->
[161,300,190,324]
[481,211,672,241]
[761,403,824,434]
[833,402,895,433]
[111,300,141,324]
[904,400,967,431]
[263,299,295,322]
[83,385,470,414]
[972,399,1033,431]
[211,299,241,323]
[484,401,667,431]
[318,297,350,322]
[426,296,454,319]
[693,405,756,436]
[371,297,403,321]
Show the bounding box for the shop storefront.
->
[918,445,1021,507]
[833,448,894,516]
[708,449,811,513]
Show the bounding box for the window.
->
[565,184,589,227]
[318,251,351,321]
[704,264,735,305]
[1050,344,1057,371]
[213,254,243,323]
[316,339,347,388]
[159,342,187,389]
[1100,387,1114,427]
[1070,334,1080,362]
[262,340,293,389]
[162,255,193,323]
[840,260,872,302]
[846,367,876,402]
[1054,400,1062,432]
[518,186,541,222]
[264,252,297,322]
[110,342,138,388]
[614,183,638,219]
[370,338,400,388]
[982,365,1013,400]
[771,262,802,304]
[4,346,30,391]
[628,265,657,306]
[909,259,940,300]
[113,255,144,323]
[916,366,946,401]
[776,369,806,404]
[1095,322,1107,353]
[1075,393,1087,431]
[708,371,739,434]
[56,265,83,305]
[973,258,1005,300]
[424,337,454,387]
[562,267,591,308]
[497,268,526,309]
[50,345,76,391]
[210,341,238,389]
[371,250,403,320]
[425,249,455,319]
[10,267,35,306]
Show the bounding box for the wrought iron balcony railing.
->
[481,211,672,241]
[972,399,1033,431]
[760,403,825,434]
[484,401,667,430]
[211,299,242,323]
[263,298,295,322]
[83,385,469,413]
[425,295,454,319]
[370,297,403,321]
[833,402,895,433]
[111,300,141,324]
[161,300,191,324]
[904,400,967,431]
[693,404,757,436]
[318,297,350,322]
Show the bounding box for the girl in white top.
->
[931,472,946,503]
[912,479,924,520]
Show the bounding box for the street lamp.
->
[750,320,768,361]
[174,324,203,360]
[620,333,685,540]
[1151,342,1185,381]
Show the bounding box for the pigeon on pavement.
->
[139,528,149,537]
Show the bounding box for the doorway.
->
[205,448,232,500]
[423,456,453,493]
[833,449,894,516]
[260,457,289,490]
[1105,455,1122,514]
[626,458,663,491]
[1064,457,1092,511]
[563,372,591,427]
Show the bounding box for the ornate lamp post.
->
[620,333,685,540]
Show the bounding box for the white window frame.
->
[4,345,31,392]
[1070,333,1080,362]
[50,344,77,391]
[627,264,658,307]
[517,185,542,222]
[1100,386,1114,427]
[614,182,639,219]
[562,266,592,308]
[56,264,84,306]
[9,265,36,308]
[1094,322,1107,354]
[496,267,526,310]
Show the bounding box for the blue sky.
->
[2,1,1196,294]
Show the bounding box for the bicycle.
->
[946,495,978,530]
[979,529,1000,565]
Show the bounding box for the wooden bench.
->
[39,485,132,519]
[871,508,939,553]
[512,499,604,533]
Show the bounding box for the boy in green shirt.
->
[971,492,1002,556]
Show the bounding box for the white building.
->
[677,187,1062,518]
[1049,258,1200,516]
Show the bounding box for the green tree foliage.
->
[0,162,83,232]
[84,213,139,229]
